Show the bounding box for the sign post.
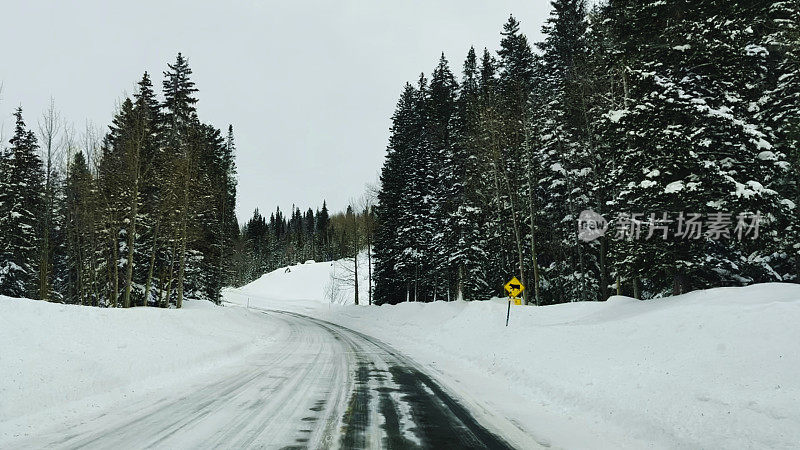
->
[503,277,525,326]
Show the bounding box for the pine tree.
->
[451,47,492,300]
[476,47,509,296]
[48,171,69,302]
[243,208,268,280]
[397,74,434,302]
[135,71,165,306]
[0,108,44,298]
[317,201,331,260]
[185,121,237,303]
[533,0,599,303]
[603,0,792,296]
[494,16,536,303]
[374,84,420,304]
[426,53,459,301]
[219,125,239,291]
[62,152,94,304]
[759,1,800,280]
[161,52,200,308]
[0,55,246,307]
[163,53,198,131]
[37,98,63,301]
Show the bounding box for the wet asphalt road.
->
[12,309,514,449]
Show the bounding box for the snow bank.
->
[5,260,797,449]
[229,266,800,449]
[0,297,275,444]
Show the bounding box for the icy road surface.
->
[16,309,513,449]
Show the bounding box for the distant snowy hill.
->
[226,253,372,311]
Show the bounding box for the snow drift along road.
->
[0,298,275,446]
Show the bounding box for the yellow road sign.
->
[510,297,521,305]
[504,277,525,298]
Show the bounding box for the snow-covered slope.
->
[238,260,336,302]
[228,266,800,449]
[226,254,371,312]
[0,297,275,444]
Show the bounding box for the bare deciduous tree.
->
[38,97,64,301]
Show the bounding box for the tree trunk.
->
[113,230,119,307]
[414,264,418,302]
[367,233,372,305]
[217,172,228,305]
[107,228,119,307]
[176,168,190,309]
[499,168,528,306]
[38,100,60,302]
[488,165,507,273]
[353,251,359,306]
[72,206,85,305]
[39,179,50,300]
[457,265,464,302]
[672,273,689,296]
[176,216,188,309]
[559,138,588,304]
[353,212,359,306]
[123,168,140,308]
[599,237,609,301]
[527,182,541,306]
[89,228,100,307]
[795,252,800,284]
[142,219,160,307]
[159,271,167,308]
[578,245,587,302]
[164,235,178,308]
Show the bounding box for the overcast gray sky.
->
[0,0,551,221]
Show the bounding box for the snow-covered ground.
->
[2,257,798,448]
[0,297,276,445]
[227,260,800,449]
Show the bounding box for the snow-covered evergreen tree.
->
[426,54,459,301]
[496,16,536,303]
[0,108,44,298]
[758,1,800,280]
[374,84,420,304]
[451,47,493,300]
[531,0,600,304]
[603,0,793,296]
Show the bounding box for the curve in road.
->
[18,309,515,449]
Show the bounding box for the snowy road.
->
[16,309,513,449]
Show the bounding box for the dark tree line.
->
[234,199,377,291]
[236,203,332,283]
[374,1,800,305]
[0,53,238,307]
